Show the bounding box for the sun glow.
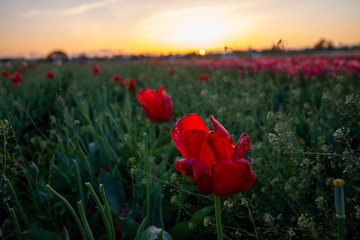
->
[199,49,206,55]
[139,7,246,50]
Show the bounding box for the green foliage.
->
[22,229,61,240]
[0,60,359,239]
[141,226,173,240]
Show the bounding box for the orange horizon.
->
[1,38,360,59]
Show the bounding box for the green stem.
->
[214,195,223,240]
[8,206,23,240]
[151,124,163,150]
[46,184,87,239]
[245,198,259,240]
[4,176,31,229]
[343,137,359,163]
[85,182,113,240]
[74,141,96,186]
[100,184,115,240]
[334,181,346,240]
[143,133,151,223]
[2,123,7,176]
[175,175,185,225]
[23,168,40,216]
[77,201,95,240]
[73,159,86,212]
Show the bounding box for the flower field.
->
[1,53,360,239]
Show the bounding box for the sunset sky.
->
[0,0,359,58]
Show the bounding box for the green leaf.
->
[170,221,191,240]
[170,206,214,240]
[98,171,126,212]
[62,227,70,240]
[141,226,173,240]
[151,187,164,229]
[23,229,60,240]
[111,209,139,240]
[189,206,214,227]
[134,216,148,240]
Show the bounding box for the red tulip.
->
[128,78,136,91]
[112,75,123,83]
[18,66,25,73]
[2,70,10,78]
[137,85,172,123]
[200,73,210,82]
[46,71,55,79]
[171,114,255,197]
[121,79,126,86]
[90,64,100,75]
[11,72,22,87]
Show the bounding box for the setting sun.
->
[199,49,206,55]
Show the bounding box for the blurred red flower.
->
[167,67,175,76]
[18,66,25,73]
[46,71,55,79]
[112,75,123,83]
[28,63,38,69]
[171,114,255,197]
[153,58,160,65]
[121,79,126,86]
[137,85,172,123]
[11,72,22,87]
[90,64,100,75]
[128,78,136,91]
[2,70,10,78]
[199,73,210,82]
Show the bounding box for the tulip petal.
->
[232,167,256,193]
[137,86,172,123]
[158,86,172,121]
[207,115,235,161]
[212,159,255,197]
[174,158,213,194]
[231,133,251,161]
[171,114,214,168]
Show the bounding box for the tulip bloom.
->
[112,75,123,83]
[171,114,255,197]
[11,72,22,87]
[137,85,172,123]
[200,73,210,82]
[18,66,25,73]
[90,64,100,75]
[121,79,126,86]
[46,71,55,79]
[128,78,136,91]
[2,70,10,78]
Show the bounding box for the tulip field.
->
[1,53,360,239]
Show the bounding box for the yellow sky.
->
[0,0,359,58]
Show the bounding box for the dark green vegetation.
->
[1,60,359,239]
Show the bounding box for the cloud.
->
[22,0,117,18]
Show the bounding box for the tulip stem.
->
[144,132,151,223]
[214,195,223,240]
[152,124,163,150]
[333,179,346,240]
